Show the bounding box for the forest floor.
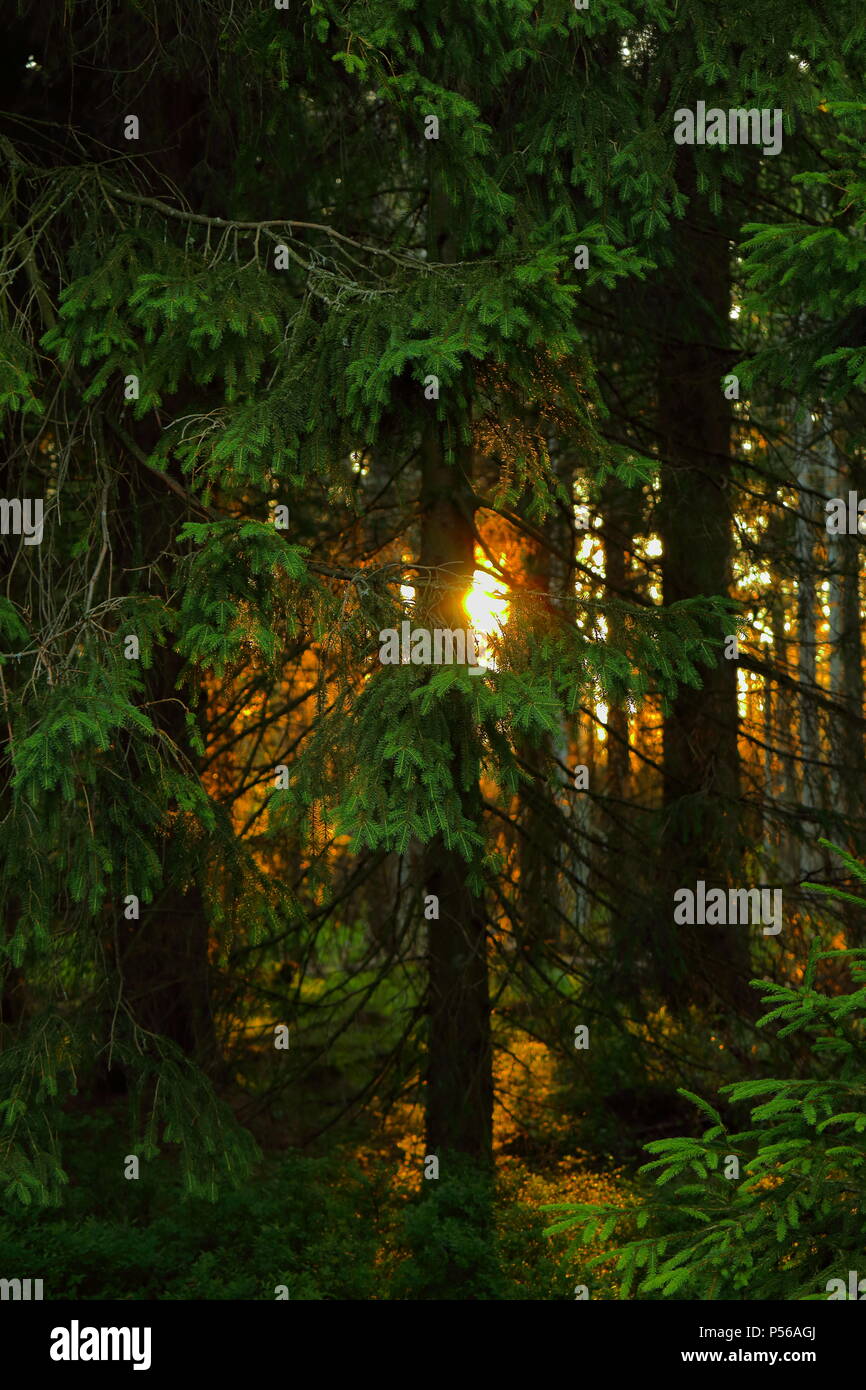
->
[0,1032,633,1299]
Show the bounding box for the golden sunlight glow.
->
[464,567,509,635]
[596,703,608,740]
[464,562,509,669]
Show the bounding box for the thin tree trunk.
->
[515,446,572,972]
[793,408,822,883]
[600,471,643,994]
[823,415,865,941]
[824,417,865,824]
[769,591,799,884]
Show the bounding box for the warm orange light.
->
[463,567,508,634]
[464,566,509,669]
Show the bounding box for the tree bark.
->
[117,637,218,1070]
[420,421,493,1162]
[656,156,751,1016]
[421,178,492,1163]
[793,408,823,884]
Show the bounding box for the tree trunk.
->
[656,156,751,1016]
[823,415,865,941]
[793,408,822,884]
[114,474,218,1071]
[421,179,492,1163]
[825,418,865,826]
[515,447,572,974]
[769,590,799,884]
[420,422,493,1162]
[601,471,643,996]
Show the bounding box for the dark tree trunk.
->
[113,471,218,1071]
[600,471,644,997]
[120,882,215,1062]
[419,169,493,1163]
[420,419,493,1162]
[656,156,752,1016]
[515,470,565,975]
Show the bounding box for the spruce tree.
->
[4,0,863,1211]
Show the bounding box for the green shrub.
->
[0,1133,379,1300]
[546,847,866,1301]
[389,1157,508,1300]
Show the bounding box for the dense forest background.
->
[2,0,866,1301]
